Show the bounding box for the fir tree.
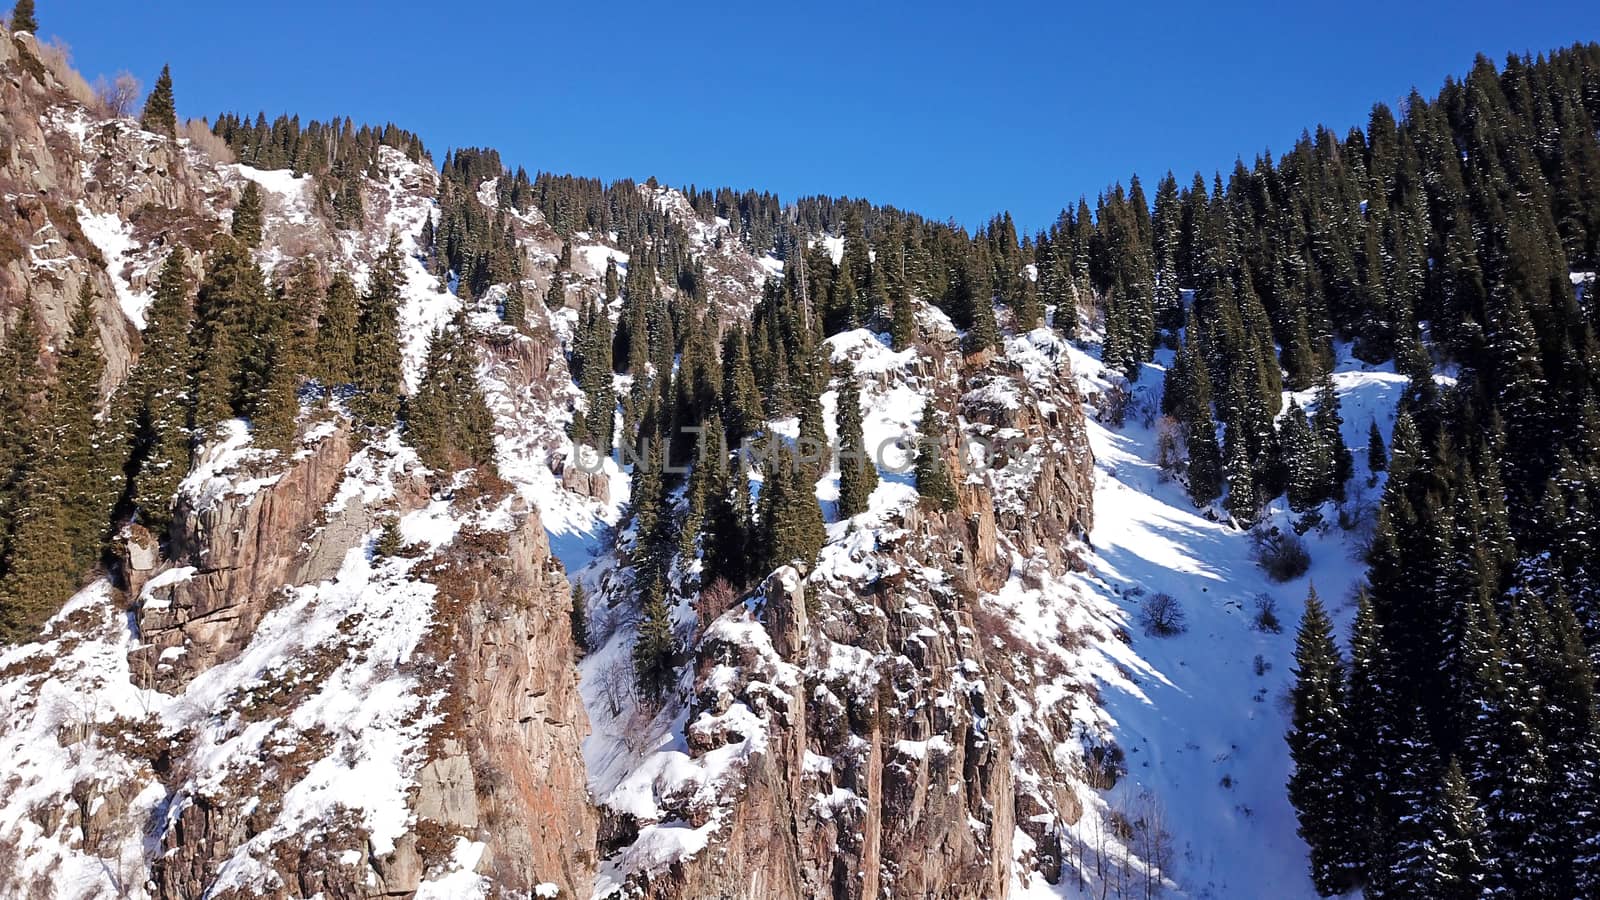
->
[720,327,762,447]
[1312,375,1353,498]
[125,251,193,538]
[232,181,264,248]
[1367,419,1387,474]
[10,0,36,33]
[1287,585,1360,895]
[351,235,405,431]
[1224,422,1258,524]
[408,312,496,473]
[502,280,528,332]
[52,283,115,571]
[633,578,676,699]
[570,583,589,655]
[835,377,877,519]
[140,64,177,137]
[914,399,957,511]
[316,273,359,386]
[890,281,917,351]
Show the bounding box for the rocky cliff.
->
[0,25,1113,899]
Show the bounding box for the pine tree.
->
[1224,422,1258,524]
[1282,400,1327,512]
[232,181,265,248]
[633,578,676,699]
[720,327,762,447]
[760,451,824,575]
[545,274,566,310]
[140,64,177,137]
[408,312,496,473]
[570,583,589,655]
[1287,585,1360,895]
[835,377,877,518]
[1312,375,1353,498]
[316,273,359,386]
[125,251,193,538]
[1367,419,1387,474]
[914,399,957,512]
[502,280,528,332]
[10,0,36,33]
[890,281,917,351]
[351,235,405,431]
[0,304,43,550]
[52,283,115,571]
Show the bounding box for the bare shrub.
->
[1253,528,1310,582]
[181,118,235,163]
[36,38,96,107]
[93,71,141,118]
[1138,592,1186,637]
[1251,593,1282,633]
[1092,383,1130,427]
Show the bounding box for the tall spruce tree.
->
[232,181,265,248]
[10,0,36,33]
[140,64,177,136]
[351,235,405,430]
[1287,586,1360,895]
[408,312,496,473]
[835,378,877,518]
[914,399,957,511]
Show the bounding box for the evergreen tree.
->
[1367,419,1387,474]
[1224,422,1258,524]
[914,399,957,512]
[760,451,824,574]
[0,304,43,551]
[140,64,177,136]
[1312,375,1353,498]
[1283,400,1328,512]
[569,583,589,655]
[890,281,917,351]
[52,283,116,571]
[408,312,496,473]
[10,0,36,33]
[232,181,265,248]
[633,578,676,699]
[502,280,528,332]
[835,377,877,518]
[720,327,762,447]
[316,273,360,386]
[351,235,405,430]
[125,251,193,538]
[1287,586,1360,895]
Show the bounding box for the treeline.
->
[211,112,429,229]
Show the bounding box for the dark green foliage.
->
[10,0,36,33]
[124,251,193,538]
[232,181,264,247]
[890,281,917,351]
[914,399,957,511]
[570,583,589,655]
[1288,586,1362,895]
[632,578,676,699]
[316,273,359,386]
[374,518,403,558]
[351,235,405,431]
[502,280,528,332]
[140,64,177,136]
[759,451,825,575]
[835,378,877,518]
[408,312,496,473]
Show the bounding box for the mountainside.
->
[1,10,1599,900]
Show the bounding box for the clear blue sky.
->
[49,0,1595,232]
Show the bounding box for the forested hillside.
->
[1,0,1598,894]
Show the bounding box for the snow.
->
[1000,332,1409,898]
[74,206,152,328]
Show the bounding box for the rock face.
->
[597,337,1096,900]
[428,503,599,897]
[132,424,354,689]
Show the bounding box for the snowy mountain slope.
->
[993,333,1440,898]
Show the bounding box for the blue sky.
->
[50,0,1594,231]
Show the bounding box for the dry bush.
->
[1251,593,1282,633]
[1138,592,1187,637]
[93,71,140,118]
[181,118,235,163]
[35,38,97,107]
[1253,528,1310,582]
